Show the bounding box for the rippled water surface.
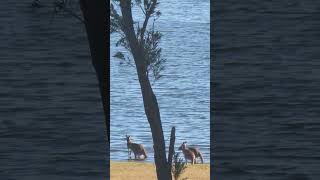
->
[213,1,320,179]
[0,1,106,179]
[110,0,210,163]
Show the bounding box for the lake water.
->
[110,0,211,163]
[0,1,107,179]
[213,1,320,179]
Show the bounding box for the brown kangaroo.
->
[188,146,204,164]
[126,135,147,159]
[179,142,204,164]
[178,142,196,164]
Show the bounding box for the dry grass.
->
[110,161,210,180]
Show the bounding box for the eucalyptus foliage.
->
[111,0,166,81]
[172,152,188,180]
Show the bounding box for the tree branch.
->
[139,0,157,45]
[119,0,139,47]
[120,0,147,71]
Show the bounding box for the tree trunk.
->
[79,0,109,142]
[119,0,171,179]
[168,127,176,177]
[136,66,171,180]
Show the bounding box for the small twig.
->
[139,5,146,15]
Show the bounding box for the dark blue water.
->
[0,1,106,179]
[213,1,320,179]
[110,0,210,163]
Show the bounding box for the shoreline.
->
[110,161,210,180]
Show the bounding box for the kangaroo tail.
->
[199,152,204,164]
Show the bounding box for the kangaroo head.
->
[126,135,133,143]
[178,141,187,150]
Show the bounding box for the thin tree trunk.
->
[79,0,109,142]
[168,127,176,177]
[119,0,171,179]
[136,66,171,180]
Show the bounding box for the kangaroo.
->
[179,142,204,164]
[178,142,196,164]
[188,146,204,164]
[126,135,147,159]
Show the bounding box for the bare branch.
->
[139,5,146,15]
[139,0,158,45]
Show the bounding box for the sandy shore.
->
[110,161,210,180]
